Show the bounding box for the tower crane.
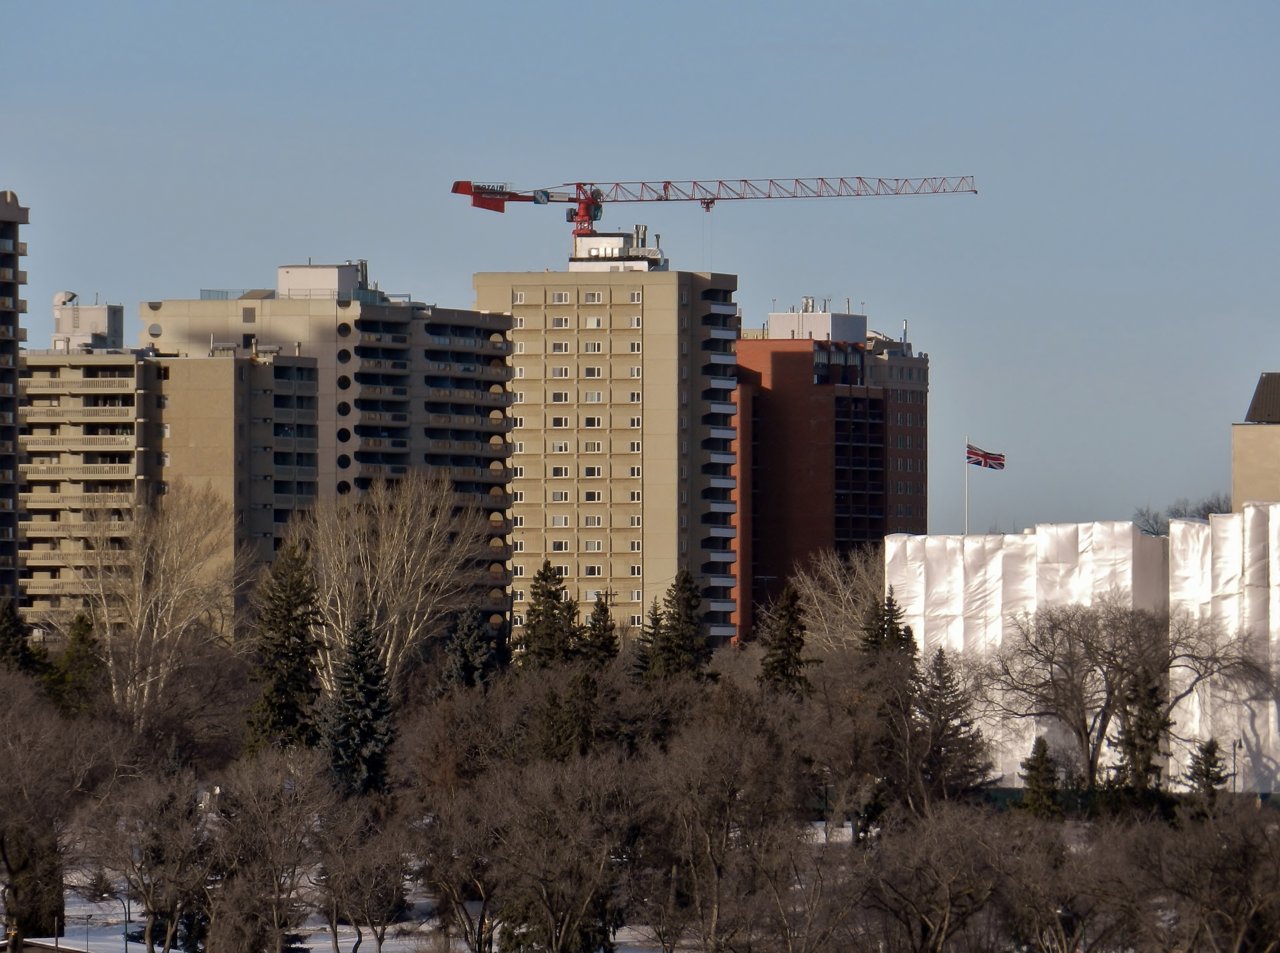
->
[452,175,976,236]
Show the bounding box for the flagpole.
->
[964,434,970,535]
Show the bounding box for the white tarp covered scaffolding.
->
[885,519,1280,792]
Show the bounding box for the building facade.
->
[474,231,739,641]
[737,302,928,620]
[1232,372,1280,510]
[0,191,27,601]
[137,262,513,615]
[52,290,124,351]
[19,349,318,617]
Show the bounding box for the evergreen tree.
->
[536,670,599,761]
[42,613,104,715]
[322,619,395,798]
[441,605,506,689]
[860,587,916,657]
[1184,737,1230,810]
[247,545,322,751]
[917,648,993,802]
[756,585,816,698]
[630,599,664,683]
[578,593,619,668]
[522,561,581,668]
[643,570,711,681]
[1112,663,1170,792]
[1019,736,1061,818]
[0,598,45,677]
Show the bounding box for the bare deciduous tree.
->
[76,481,238,735]
[787,546,883,654]
[291,473,491,696]
[1133,492,1231,537]
[984,601,1260,789]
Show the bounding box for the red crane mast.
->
[452,175,977,236]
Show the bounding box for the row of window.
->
[510,511,643,528]
[894,458,924,473]
[513,440,642,454]
[530,341,642,354]
[514,366,643,379]
[513,315,643,330]
[513,464,644,484]
[513,587,646,603]
[514,291,643,306]
[894,482,925,495]
[512,563,644,578]
[523,539,643,553]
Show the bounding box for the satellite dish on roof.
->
[53,291,78,307]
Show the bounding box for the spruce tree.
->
[322,619,395,798]
[0,598,45,677]
[578,593,619,668]
[630,598,664,683]
[644,570,711,680]
[756,585,816,698]
[1112,664,1170,792]
[860,587,916,657]
[247,545,322,751]
[1184,737,1230,809]
[441,605,506,689]
[1019,736,1061,818]
[522,561,581,668]
[42,612,104,715]
[916,649,992,802]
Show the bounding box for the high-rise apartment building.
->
[474,231,739,641]
[139,262,513,614]
[737,301,928,620]
[0,191,29,600]
[52,290,124,351]
[19,349,318,617]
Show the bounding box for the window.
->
[551,490,570,502]
[513,515,525,527]
[583,490,603,502]
[583,416,602,428]
[514,316,525,328]
[630,540,642,552]
[553,565,569,577]
[584,291,603,304]
[512,291,525,305]
[629,515,642,527]
[512,416,524,427]
[550,441,570,453]
[629,392,642,403]
[630,614,644,627]
[583,366,602,378]
[551,391,569,403]
[585,316,604,329]
[631,589,643,602]
[584,565,603,577]
[551,416,569,428]
[512,490,524,502]
[513,466,525,477]
[515,367,525,378]
[583,441,602,452]
[551,342,570,353]
[584,540,603,552]
[630,291,642,304]
[629,416,642,428]
[583,391,602,403]
[551,515,570,527]
[513,589,525,601]
[629,341,642,353]
[630,565,643,577]
[629,315,642,328]
[551,366,570,378]
[583,341,603,353]
[551,316,570,328]
[551,465,570,478]
[628,440,641,452]
[513,391,525,403]
[629,466,642,478]
[515,342,525,353]
[513,540,525,552]
[584,515,603,527]
[551,292,570,304]
[584,466,603,477]
[629,490,642,502]
[551,540,569,552]
[513,565,525,577]
[629,367,642,378]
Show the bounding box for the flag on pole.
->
[966,443,1006,470]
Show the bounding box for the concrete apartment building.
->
[736,302,929,624]
[51,290,124,352]
[474,230,739,640]
[19,348,318,616]
[138,261,513,613]
[1232,372,1280,510]
[0,192,29,601]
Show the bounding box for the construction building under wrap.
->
[886,506,1280,792]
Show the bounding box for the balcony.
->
[23,435,136,451]
[20,463,136,479]
[20,492,135,509]
[20,405,137,422]
[24,377,135,393]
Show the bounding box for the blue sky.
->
[8,1,1278,533]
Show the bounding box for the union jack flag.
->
[966,443,1005,470]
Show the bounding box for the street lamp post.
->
[102,893,130,952]
[1232,738,1243,795]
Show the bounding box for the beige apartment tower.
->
[474,231,739,640]
[0,192,28,600]
[19,349,318,617]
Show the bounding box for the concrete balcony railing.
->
[24,377,136,392]
[20,492,135,509]
[20,405,137,422]
[23,435,136,450]
[19,462,136,478]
